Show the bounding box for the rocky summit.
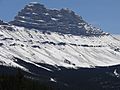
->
[10,2,107,36]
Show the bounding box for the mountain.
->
[0,2,119,69]
[0,2,120,90]
[10,2,107,36]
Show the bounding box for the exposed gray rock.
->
[0,20,8,25]
[10,2,108,36]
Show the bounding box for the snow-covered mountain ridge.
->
[0,2,120,71]
[0,24,120,71]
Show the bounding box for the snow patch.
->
[44,13,49,15]
[114,69,119,77]
[51,18,58,21]
[37,20,45,22]
[50,78,57,82]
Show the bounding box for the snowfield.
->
[0,25,120,71]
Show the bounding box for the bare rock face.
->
[0,20,3,24]
[10,2,107,36]
[0,20,8,25]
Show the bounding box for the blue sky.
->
[0,0,120,34]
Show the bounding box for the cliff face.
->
[10,2,106,36]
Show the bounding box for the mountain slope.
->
[0,24,120,71]
[0,2,120,71]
